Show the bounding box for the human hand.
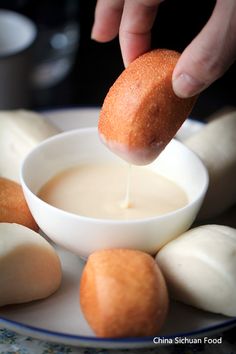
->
[91,0,236,98]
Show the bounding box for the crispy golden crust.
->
[0,177,38,232]
[99,49,197,165]
[80,248,169,338]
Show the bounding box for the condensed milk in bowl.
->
[21,127,208,258]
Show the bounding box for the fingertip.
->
[91,22,118,42]
[91,0,123,43]
[91,28,115,42]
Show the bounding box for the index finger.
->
[119,0,163,66]
[92,0,124,42]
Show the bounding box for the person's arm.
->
[91,0,236,98]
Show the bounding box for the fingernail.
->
[91,27,96,40]
[91,25,101,41]
[172,73,204,98]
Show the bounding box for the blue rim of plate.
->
[1,315,236,345]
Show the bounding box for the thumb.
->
[172,0,236,98]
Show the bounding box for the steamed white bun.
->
[156,224,236,316]
[0,223,62,307]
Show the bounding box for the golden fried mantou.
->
[0,177,38,231]
[99,49,196,165]
[80,248,169,337]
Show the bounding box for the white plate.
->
[0,108,235,349]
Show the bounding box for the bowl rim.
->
[20,127,209,225]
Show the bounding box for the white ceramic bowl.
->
[21,127,208,258]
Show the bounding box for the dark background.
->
[1,0,235,120]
